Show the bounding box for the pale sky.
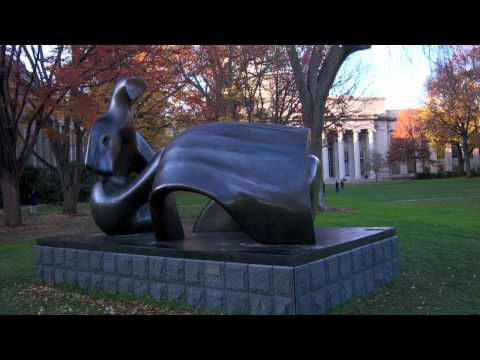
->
[345,45,432,110]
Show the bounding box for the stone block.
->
[273,266,294,297]
[77,272,90,289]
[103,253,116,275]
[273,296,295,315]
[296,294,312,315]
[35,246,43,265]
[310,259,326,290]
[90,251,103,273]
[44,266,55,284]
[166,258,185,283]
[185,260,205,286]
[167,284,186,302]
[36,266,44,281]
[327,283,342,309]
[117,254,132,277]
[382,239,392,260]
[150,282,167,300]
[352,273,365,298]
[294,264,310,297]
[383,261,393,283]
[249,264,273,295]
[132,255,148,279]
[77,250,90,272]
[391,237,400,258]
[66,270,79,286]
[249,294,273,315]
[373,242,384,265]
[374,264,385,287]
[91,274,104,290]
[134,279,149,296]
[311,288,327,315]
[205,261,224,289]
[54,269,65,284]
[65,249,78,269]
[54,248,65,267]
[351,247,363,274]
[339,252,353,279]
[363,269,375,294]
[225,263,248,291]
[103,275,118,293]
[149,257,166,281]
[186,286,205,309]
[362,245,373,268]
[326,255,339,284]
[118,277,134,294]
[225,291,249,314]
[341,278,353,302]
[43,247,54,266]
[205,289,225,311]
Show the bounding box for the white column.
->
[353,130,362,179]
[367,128,375,179]
[416,160,423,174]
[337,131,345,180]
[445,143,453,172]
[400,162,408,175]
[322,132,329,181]
[429,145,438,173]
[473,148,480,171]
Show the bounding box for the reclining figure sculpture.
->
[85,77,320,245]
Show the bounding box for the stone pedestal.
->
[35,227,399,315]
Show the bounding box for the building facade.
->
[24,97,480,180]
[321,98,480,183]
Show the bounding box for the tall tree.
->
[387,109,431,175]
[422,46,480,178]
[0,45,94,225]
[285,45,370,211]
[168,45,243,122]
[30,45,138,215]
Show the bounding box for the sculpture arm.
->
[118,147,164,208]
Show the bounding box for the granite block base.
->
[35,227,400,315]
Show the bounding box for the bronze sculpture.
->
[85,77,320,245]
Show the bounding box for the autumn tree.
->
[257,45,302,125]
[166,45,243,122]
[387,109,431,175]
[34,45,187,214]
[27,45,141,215]
[285,45,370,210]
[0,45,103,225]
[422,46,480,177]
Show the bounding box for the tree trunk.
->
[62,185,78,214]
[59,167,81,215]
[0,171,22,226]
[456,142,465,176]
[309,131,326,212]
[462,136,471,178]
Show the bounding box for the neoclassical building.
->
[321,97,480,183]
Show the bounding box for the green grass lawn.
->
[1,177,479,314]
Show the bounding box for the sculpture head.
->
[85,77,147,177]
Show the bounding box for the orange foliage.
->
[392,109,424,140]
[387,109,430,167]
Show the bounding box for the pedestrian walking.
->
[29,188,38,215]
